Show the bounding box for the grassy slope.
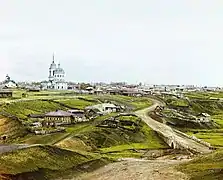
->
[0,145,110,180]
[54,98,96,109]
[160,93,223,148]
[177,150,223,180]
[2,100,68,120]
[0,116,28,142]
[0,94,167,179]
[56,116,168,158]
[94,95,153,110]
[187,98,223,148]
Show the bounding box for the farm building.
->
[43,110,74,126]
[0,91,13,98]
[85,103,120,114]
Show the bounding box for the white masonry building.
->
[43,55,68,90]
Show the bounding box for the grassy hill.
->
[0,145,110,180]
[159,94,223,148]
[0,116,29,143]
[1,100,67,120]
[56,114,168,159]
[0,94,169,179]
[177,150,223,180]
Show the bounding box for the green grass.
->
[74,120,168,151]
[18,133,70,145]
[117,115,139,122]
[185,92,223,100]
[55,98,96,109]
[0,145,90,174]
[103,150,142,160]
[212,114,223,128]
[183,114,223,148]
[54,117,168,154]
[0,145,110,179]
[166,98,189,107]
[184,92,211,100]
[2,100,68,120]
[177,150,223,180]
[100,142,165,153]
[187,130,223,148]
[94,95,153,110]
[0,116,29,143]
[0,93,169,179]
[93,113,118,123]
[66,124,90,133]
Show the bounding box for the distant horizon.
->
[1,1,223,86]
[6,77,223,88]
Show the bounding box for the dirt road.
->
[0,144,29,154]
[78,99,212,180]
[79,158,189,180]
[135,100,212,154]
[0,144,42,155]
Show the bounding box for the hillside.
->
[0,116,28,143]
[157,94,223,148]
[56,116,168,159]
[177,150,223,180]
[0,145,110,180]
[0,95,170,179]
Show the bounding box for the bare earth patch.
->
[77,158,189,180]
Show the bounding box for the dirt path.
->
[135,100,212,154]
[77,99,212,180]
[79,158,189,180]
[0,144,43,155]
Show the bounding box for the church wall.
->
[46,58,68,90]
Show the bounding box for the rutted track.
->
[79,158,189,180]
[0,144,42,155]
[135,99,212,154]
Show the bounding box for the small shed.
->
[198,113,211,122]
[67,109,86,122]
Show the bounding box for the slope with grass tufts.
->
[0,145,110,180]
[177,150,223,180]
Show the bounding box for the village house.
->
[29,109,87,128]
[43,110,74,127]
[0,90,13,98]
[197,113,211,122]
[67,109,87,122]
[106,88,121,95]
[1,75,17,89]
[94,88,104,95]
[85,103,120,115]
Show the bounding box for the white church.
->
[42,54,68,90]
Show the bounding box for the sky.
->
[0,0,223,86]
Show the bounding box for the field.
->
[94,95,153,110]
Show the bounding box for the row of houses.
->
[29,109,86,128]
[29,103,123,129]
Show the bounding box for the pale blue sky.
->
[0,0,223,86]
